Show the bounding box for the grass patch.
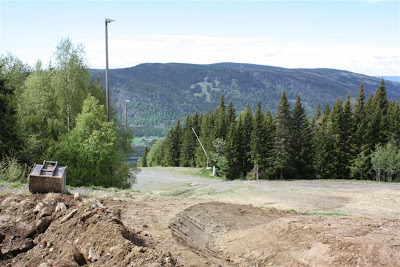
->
[309,212,347,216]
[146,166,224,180]
[0,180,26,189]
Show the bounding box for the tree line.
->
[143,80,400,181]
[0,39,134,188]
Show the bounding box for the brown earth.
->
[0,190,399,267]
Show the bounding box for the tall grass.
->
[0,156,30,183]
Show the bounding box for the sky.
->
[1,0,399,76]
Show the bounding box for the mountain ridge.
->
[90,62,400,136]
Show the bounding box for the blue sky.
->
[1,0,399,75]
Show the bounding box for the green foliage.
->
[0,155,29,183]
[274,92,292,179]
[0,75,17,157]
[371,142,400,182]
[146,139,165,166]
[349,151,370,180]
[0,40,135,189]
[210,138,228,177]
[149,79,399,182]
[57,95,131,188]
[140,147,149,167]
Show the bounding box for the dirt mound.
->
[0,193,176,267]
[169,202,287,256]
[170,202,400,266]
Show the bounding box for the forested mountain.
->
[146,82,400,182]
[91,63,400,136]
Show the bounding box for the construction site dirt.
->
[0,167,399,266]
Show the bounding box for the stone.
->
[36,216,53,234]
[33,202,44,214]
[71,246,87,266]
[55,202,67,212]
[74,193,82,201]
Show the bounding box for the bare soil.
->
[0,168,399,266]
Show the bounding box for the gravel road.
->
[133,167,400,218]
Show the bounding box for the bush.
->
[0,156,29,183]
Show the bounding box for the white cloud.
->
[77,34,399,75]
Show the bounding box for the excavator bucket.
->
[29,160,68,194]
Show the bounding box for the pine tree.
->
[314,103,335,179]
[386,101,400,145]
[352,84,366,155]
[141,146,149,167]
[214,93,227,139]
[373,79,388,115]
[225,121,241,180]
[250,100,267,180]
[195,112,214,167]
[180,115,197,167]
[164,120,182,166]
[236,104,253,178]
[312,102,321,126]
[342,93,355,177]
[274,91,292,179]
[290,95,313,179]
[263,109,276,179]
[226,100,236,128]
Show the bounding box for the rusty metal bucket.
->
[29,160,68,194]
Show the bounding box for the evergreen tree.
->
[226,100,236,128]
[250,100,267,180]
[225,121,241,180]
[141,146,149,167]
[180,115,197,167]
[312,102,321,126]
[290,95,313,179]
[163,120,182,166]
[386,101,400,145]
[237,104,253,178]
[214,93,227,139]
[195,112,214,167]
[314,103,335,179]
[274,91,292,179]
[342,93,355,177]
[330,97,347,179]
[263,110,276,179]
[373,79,388,115]
[352,84,366,155]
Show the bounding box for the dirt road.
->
[134,167,400,218]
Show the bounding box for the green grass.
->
[0,180,26,189]
[309,212,347,216]
[146,167,225,180]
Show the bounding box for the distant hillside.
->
[379,76,400,83]
[90,63,400,136]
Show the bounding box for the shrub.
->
[0,156,29,183]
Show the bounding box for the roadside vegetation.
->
[0,38,136,188]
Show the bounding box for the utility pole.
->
[125,99,130,131]
[105,18,114,122]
